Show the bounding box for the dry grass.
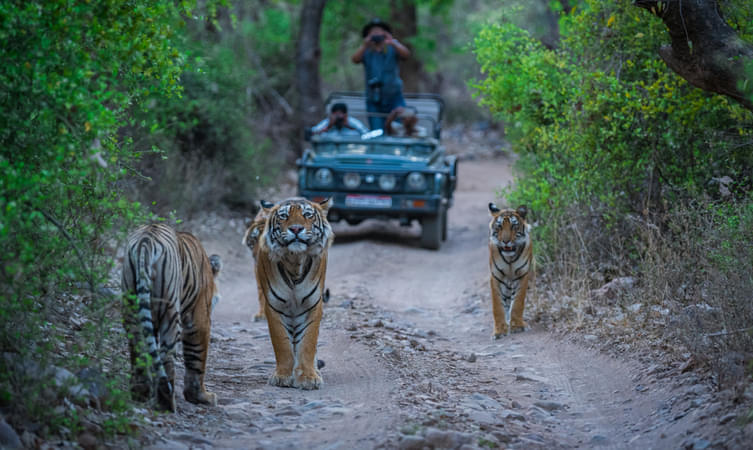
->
[529,198,753,387]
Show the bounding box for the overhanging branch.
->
[634,0,753,111]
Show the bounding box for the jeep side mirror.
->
[304,128,313,141]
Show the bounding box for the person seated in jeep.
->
[311,102,368,137]
[384,107,427,138]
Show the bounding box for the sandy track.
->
[139,156,716,449]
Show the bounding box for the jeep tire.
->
[421,209,443,250]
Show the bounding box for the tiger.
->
[488,204,533,339]
[254,197,333,390]
[121,223,222,411]
[242,200,275,322]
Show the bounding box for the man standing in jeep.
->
[351,18,411,131]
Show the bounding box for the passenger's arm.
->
[351,37,371,63]
[386,34,411,59]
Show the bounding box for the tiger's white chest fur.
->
[490,239,531,311]
[265,253,323,347]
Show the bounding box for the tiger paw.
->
[156,378,176,412]
[253,312,266,322]
[510,321,528,334]
[184,388,217,406]
[492,332,506,340]
[295,373,323,390]
[268,372,295,388]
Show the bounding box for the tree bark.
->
[390,0,440,93]
[635,0,753,111]
[295,0,327,143]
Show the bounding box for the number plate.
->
[345,194,392,208]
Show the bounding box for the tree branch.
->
[634,0,753,111]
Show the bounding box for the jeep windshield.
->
[312,141,435,159]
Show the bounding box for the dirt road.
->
[139,156,724,449]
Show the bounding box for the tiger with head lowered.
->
[121,223,221,411]
[255,197,333,390]
[488,204,533,339]
[242,200,275,321]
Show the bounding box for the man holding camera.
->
[351,18,411,131]
[311,102,368,137]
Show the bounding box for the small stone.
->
[446,431,473,447]
[533,400,564,411]
[78,432,98,450]
[511,400,522,409]
[500,409,526,421]
[719,413,736,425]
[0,419,21,449]
[398,434,427,450]
[423,428,450,447]
[465,353,477,363]
[409,340,426,351]
[492,430,514,444]
[591,434,609,445]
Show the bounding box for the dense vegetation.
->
[474,0,753,380]
[0,0,235,439]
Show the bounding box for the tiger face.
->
[489,204,529,255]
[264,198,333,258]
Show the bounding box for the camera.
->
[334,117,345,128]
[370,34,385,44]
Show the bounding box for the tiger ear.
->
[516,205,528,219]
[488,202,500,215]
[319,197,333,213]
[260,200,275,211]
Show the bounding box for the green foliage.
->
[131,4,280,213]
[0,0,215,438]
[473,0,753,256]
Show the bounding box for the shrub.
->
[0,0,219,439]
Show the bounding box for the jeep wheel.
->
[421,212,442,250]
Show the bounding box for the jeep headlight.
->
[378,174,397,191]
[313,168,334,188]
[343,172,361,189]
[406,172,426,191]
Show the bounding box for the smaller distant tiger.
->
[242,200,275,321]
[488,204,533,338]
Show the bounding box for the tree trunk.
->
[390,0,439,93]
[635,0,753,111]
[295,0,327,147]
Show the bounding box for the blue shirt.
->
[362,45,403,101]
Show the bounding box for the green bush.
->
[127,4,288,215]
[0,0,218,438]
[473,0,753,377]
[473,0,753,258]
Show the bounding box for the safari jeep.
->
[297,92,458,249]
